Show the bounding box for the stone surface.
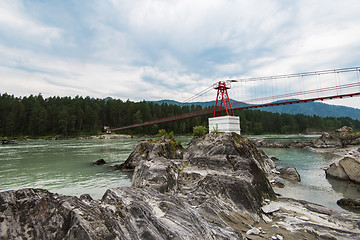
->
[119,136,184,171]
[337,198,360,211]
[326,161,351,181]
[262,202,280,214]
[326,148,360,184]
[93,158,107,165]
[278,167,301,182]
[313,126,360,148]
[254,126,360,149]
[339,156,360,184]
[0,187,241,240]
[133,132,277,218]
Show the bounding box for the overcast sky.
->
[1,0,360,108]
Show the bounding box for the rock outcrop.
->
[1,132,360,239]
[254,126,360,149]
[326,148,360,184]
[313,126,360,148]
[278,167,301,182]
[132,132,276,219]
[118,136,184,171]
[93,158,107,165]
[337,197,360,212]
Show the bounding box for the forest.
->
[1,93,360,138]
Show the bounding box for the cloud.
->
[0,0,359,109]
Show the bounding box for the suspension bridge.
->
[111,66,360,131]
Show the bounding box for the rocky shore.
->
[253,126,360,149]
[1,132,360,239]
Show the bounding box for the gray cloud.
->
[0,0,359,108]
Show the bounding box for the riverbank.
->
[1,133,136,141]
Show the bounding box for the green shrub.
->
[193,126,207,137]
[157,129,174,139]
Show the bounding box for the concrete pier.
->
[208,115,240,134]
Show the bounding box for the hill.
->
[151,99,360,120]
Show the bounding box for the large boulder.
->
[339,154,360,184]
[278,167,301,182]
[326,148,360,184]
[325,161,350,181]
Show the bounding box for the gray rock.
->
[119,136,184,171]
[312,132,343,148]
[339,156,360,184]
[271,178,286,188]
[313,126,360,148]
[326,148,360,184]
[278,167,301,182]
[133,132,277,218]
[246,227,261,235]
[325,161,350,181]
[0,187,242,240]
[93,158,106,165]
[337,197,360,211]
[261,202,280,214]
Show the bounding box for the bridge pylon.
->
[209,81,240,134]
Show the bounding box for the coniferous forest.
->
[1,93,360,138]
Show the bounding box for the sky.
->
[1,0,360,108]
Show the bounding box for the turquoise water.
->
[1,135,359,212]
[262,147,360,212]
[0,136,192,200]
[0,138,137,199]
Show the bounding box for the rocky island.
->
[1,132,360,239]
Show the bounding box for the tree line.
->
[1,93,359,138]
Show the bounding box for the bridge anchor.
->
[209,81,241,135]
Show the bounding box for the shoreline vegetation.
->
[1,93,360,139]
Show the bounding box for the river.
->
[1,135,359,213]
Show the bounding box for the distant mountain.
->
[150,99,360,120]
[258,100,360,120]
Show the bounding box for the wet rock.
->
[278,167,301,182]
[93,158,106,165]
[337,197,360,211]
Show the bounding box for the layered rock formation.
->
[326,147,360,184]
[1,132,360,239]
